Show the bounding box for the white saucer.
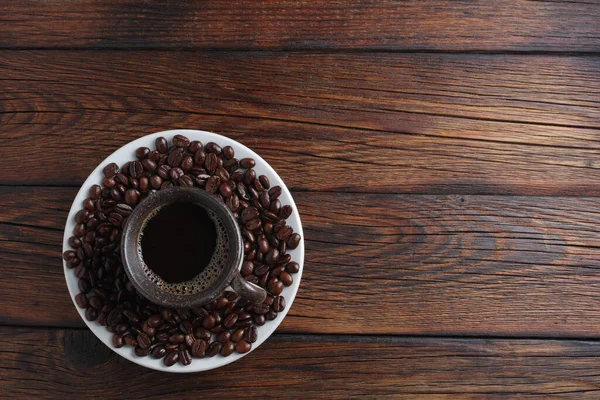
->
[62,129,304,373]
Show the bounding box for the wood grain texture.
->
[1,51,600,194]
[3,328,600,399]
[4,186,600,337]
[1,1,600,51]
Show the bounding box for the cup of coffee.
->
[120,186,267,307]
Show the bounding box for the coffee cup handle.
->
[230,272,267,304]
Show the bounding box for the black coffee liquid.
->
[141,202,217,284]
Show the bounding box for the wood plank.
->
[3,327,600,398]
[1,51,600,195]
[1,1,599,51]
[4,186,600,337]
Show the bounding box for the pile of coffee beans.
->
[62,134,302,367]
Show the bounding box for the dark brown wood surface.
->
[5,327,600,399]
[2,52,600,194]
[1,1,600,51]
[2,0,600,398]
[4,187,600,338]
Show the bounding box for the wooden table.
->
[2,1,600,398]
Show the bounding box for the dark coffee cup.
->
[121,187,266,307]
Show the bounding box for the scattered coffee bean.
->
[235,340,252,354]
[152,345,167,359]
[164,350,179,366]
[206,342,222,357]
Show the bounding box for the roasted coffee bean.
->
[253,303,270,315]
[287,233,302,249]
[138,176,150,192]
[136,147,150,159]
[262,211,279,223]
[278,240,288,255]
[116,324,129,334]
[169,333,185,344]
[258,190,270,208]
[167,150,183,167]
[240,158,255,169]
[112,334,124,348]
[264,222,274,235]
[175,349,192,367]
[85,307,98,321]
[107,308,122,326]
[63,250,77,261]
[273,219,286,233]
[201,315,216,329]
[123,310,140,324]
[129,160,143,178]
[270,199,281,214]
[157,164,171,179]
[124,189,139,206]
[103,163,120,178]
[173,134,190,148]
[235,319,253,328]
[149,175,163,190]
[219,182,233,198]
[148,150,161,162]
[258,273,269,288]
[217,330,231,343]
[151,345,167,359]
[135,346,151,357]
[273,295,286,312]
[191,339,207,358]
[181,154,194,171]
[241,206,259,223]
[279,204,293,219]
[241,261,254,277]
[205,175,220,193]
[205,152,219,171]
[182,333,194,348]
[226,194,240,211]
[254,263,270,277]
[205,342,221,357]
[179,175,194,187]
[145,314,161,328]
[225,328,242,344]
[179,320,193,334]
[286,261,300,273]
[267,278,284,295]
[280,271,293,286]
[258,237,270,254]
[245,218,261,231]
[142,158,157,172]
[258,175,270,189]
[142,322,156,338]
[164,350,179,366]
[187,140,202,153]
[235,340,252,354]
[88,296,103,310]
[244,169,256,185]
[246,326,259,343]
[205,142,222,155]
[89,184,102,200]
[75,293,89,308]
[137,333,151,349]
[254,314,266,326]
[73,223,86,237]
[78,278,90,293]
[237,311,252,322]
[193,150,206,166]
[220,145,234,160]
[155,137,169,153]
[222,314,238,329]
[166,343,179,351]
[83,198,95,212]
[220,341,235,357]
[160,181,173,190]
[156,332,170,342]
[169,167,184,181]
[266,310,277,321]
[124,335,138,347]
[277,225,294,241]
[265,248,279,265]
